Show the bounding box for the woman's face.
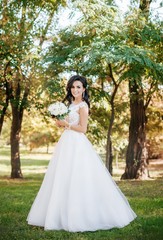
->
[71,80,85,100]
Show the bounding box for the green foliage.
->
[21,110,61,150]
[0,0,68,113]
[87,104,109,149]
[40,0,162,164]
[44,0,162,111]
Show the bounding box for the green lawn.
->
[0,147,163,240]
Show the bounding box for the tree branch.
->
[144,80,156,110]
[108,63,117,86]
[39,8,56,48]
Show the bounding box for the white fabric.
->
[27,101,137,232]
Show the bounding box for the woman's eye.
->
[77,86,81,89]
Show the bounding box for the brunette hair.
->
[63,75,90,108]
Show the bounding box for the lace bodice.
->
[68,101,88,126]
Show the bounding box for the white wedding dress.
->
[27,101,136,232]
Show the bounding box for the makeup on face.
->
[71,81,85,100]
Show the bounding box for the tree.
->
[45,0,125,174]
[0,0,67,178]
[21,111,60,153]
[121,0,163,179]
[45,0,162,179]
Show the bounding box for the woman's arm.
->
[70,106,88,133]
[56,106,89,133]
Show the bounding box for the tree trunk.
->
[0,106,7,135]
[121,0,152,180]
[106,137,113,174]
[106,101,114,174]
[121,80,149,179]
[0,63,11,135]
[10,82,30,178]
[105,64,120,174]
[0,81,10,134]
[10,103,23,178]
[139,0,152,13]
[46,143,49,154]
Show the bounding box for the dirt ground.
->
[112,158,163,180]
[148,158,163,179]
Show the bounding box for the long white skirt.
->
[27,130,136,232]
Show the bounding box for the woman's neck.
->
[73,98,83,104]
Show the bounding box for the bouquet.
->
[48,102,69,120]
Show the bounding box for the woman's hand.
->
[55,119,69,128]
[55,120,62,127]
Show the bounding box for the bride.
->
[27,75,137,232]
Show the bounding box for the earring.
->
[82,92,85,99]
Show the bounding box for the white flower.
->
[48,102,69,119]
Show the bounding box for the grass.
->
[0,147,163,240]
